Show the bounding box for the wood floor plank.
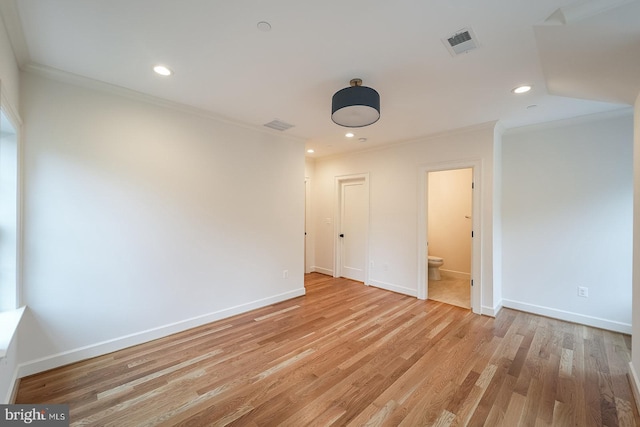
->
[15,273,640,426]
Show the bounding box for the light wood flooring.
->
[16,273,639,426]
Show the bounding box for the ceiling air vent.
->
[263,119,295,131]
[442,27,480,57]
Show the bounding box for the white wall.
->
[312,123,497,313]
[17,71,305,375]
[502,112,633,333]
[631,93,640,399]
[428,168,473,275]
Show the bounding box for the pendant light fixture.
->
[331,78,380,128]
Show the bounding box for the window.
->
[0,107,19,312]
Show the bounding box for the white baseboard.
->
[482,302,502,317]
[440,269,471,280]
[501,299,631,334]
[2,363,20,404]
[629,362,640,414]
[7,375,19,403]
[368,280,417,297]
[17,287,306,378]
[311,266,333,276]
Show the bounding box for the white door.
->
[340,180,367,282]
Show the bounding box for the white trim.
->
[311,266,333,276]
[17,288,305,378]
[503,107,632,136]
[417,160,482,315]
[0,88,22,128]
[5,371,19,404]
[482,303,502,317]
[22,64,306,145]
[629,362,640,415]
[319,121,497,162]
[440,270,471,280]
[369,280,417,298]
[0,306,24,359]
[333,173,370,283]
[502,298,631,334]
[305,177,311,274]
[0,91,23,310]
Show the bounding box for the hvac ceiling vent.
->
[263,119,295,131]
[442,28,480,57]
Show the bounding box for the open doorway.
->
[427,168,473,309]
[418,161,480,313]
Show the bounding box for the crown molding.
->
[23,63,307,145]
[502,107,633,136]
[316,120,498,162]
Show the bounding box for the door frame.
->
[334,173,370,283]
[418,160,481,314]
[304,177,311,274]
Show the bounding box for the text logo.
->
[1,405,69,426]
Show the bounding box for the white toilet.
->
[428,256,444,281]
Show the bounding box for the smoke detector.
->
[442,27,480,57]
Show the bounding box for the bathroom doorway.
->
[418,161,480,312]
[426,168,473,309]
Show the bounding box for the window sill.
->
[0,306,25,359]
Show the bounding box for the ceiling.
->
[1,0,639,158]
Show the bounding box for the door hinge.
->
[472,182,475,189]
[471,230,474,238]
[471,279,474,287]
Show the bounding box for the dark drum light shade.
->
[331,78,380,128]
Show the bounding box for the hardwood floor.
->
[16,273,639,426]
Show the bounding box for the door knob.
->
[339,234,344,238]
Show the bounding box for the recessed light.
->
[307,149,315,153]
[345,132,354,138]
[512,85,532,94]
[153,65,172,76]
[526,104,538,110]
[359,138,367,142]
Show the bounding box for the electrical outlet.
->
[578,286,588,298]
[283,270,289,279]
